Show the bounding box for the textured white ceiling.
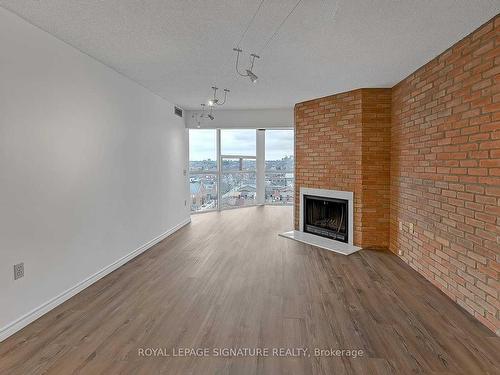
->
[1,0,499,109]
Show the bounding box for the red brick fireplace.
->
[294,15,499,333]
[295,89,391,249]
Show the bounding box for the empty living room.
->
[1,1,499,374]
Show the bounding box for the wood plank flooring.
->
[1,206,499,374]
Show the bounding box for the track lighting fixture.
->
[198,103,215,122]
[205,105,215,121]
[246,69,258,83]
[220,88,230,104]
[192,104,206,127]
[208,87,217,106]
[233,48,259,83]
[208,86,230,106]
[193,0,300,109]
[208,104,215,120]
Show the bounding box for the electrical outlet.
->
[409,223,414,234]
[184,200,187,206]
[14,263,24,280]
[399,221,403,231]
[183,169,187,176]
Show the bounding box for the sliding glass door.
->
[189,128,294,213]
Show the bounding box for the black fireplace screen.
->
[303,195,348,242]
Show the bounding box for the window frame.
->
[189,128,294,214]
[221,155,257,173]
[264,128,294,206]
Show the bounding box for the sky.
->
[189,129,294,161]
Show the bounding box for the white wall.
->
[0,8,190,339]
[185,108,293,129]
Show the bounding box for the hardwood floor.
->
[1,206,499,374]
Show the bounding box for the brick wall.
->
[391,15,499,333]
[295,90,363,244]
[362,89,392,248]
[294,89,391,248]
[294,15,499,333]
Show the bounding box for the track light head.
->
[234,48,260,83]
[246,69,258,83]
[208,114,215,120]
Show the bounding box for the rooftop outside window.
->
[189,128,294,213]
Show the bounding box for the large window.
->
[265,129,294,205]
[221,129,256,155]
[189,128,294,213]
[220,129,256,209]
[189,130,218,212]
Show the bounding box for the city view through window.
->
[189,129,294,212]
[265,129,294,205]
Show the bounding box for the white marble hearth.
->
[279,230,361,256]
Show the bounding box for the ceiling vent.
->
[174,106,183,118]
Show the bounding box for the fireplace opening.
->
[303,195,348,242]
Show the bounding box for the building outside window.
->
[265,129,294,205]
[189,128,294,213]
[189,129,218,212]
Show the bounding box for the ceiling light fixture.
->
[207,105,215,120]
[233,48,260,83]
[199,103,215,121]
[193,104,207,127]
[208,86,230,106]
[246,69,258,83]
[231,0,302,85]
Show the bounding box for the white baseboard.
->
[0,217,191,342]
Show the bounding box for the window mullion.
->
[256,129,265,205]
[217,129,221,211]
